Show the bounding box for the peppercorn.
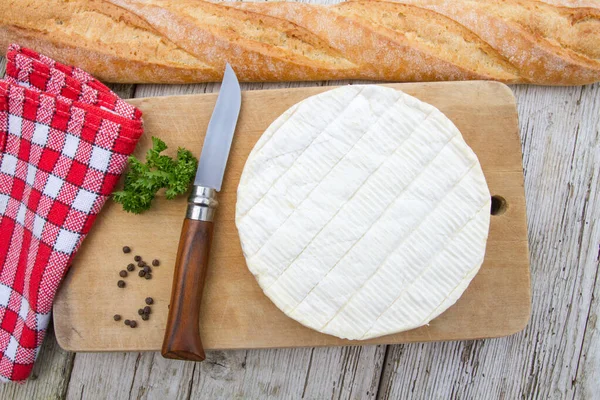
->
[145,297,154,305]
[138,270,146,277]
[152,259,159,267]
[114,314,121,321]
[145,273,152,280]
[138,261,145,268]
[129,321,137,328]
[143,306,151,314]
[134,255,141,262]
[138,308,144,315]
[122,246,131,254]
[143,265,151,273]
[119,270,127,278]
[124,319,131,326]
[141,314,149,321]
[117,280,126,288]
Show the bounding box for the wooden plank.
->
[377,83,600,399]
[106,83,136,100]
[189,346,386,399]
[67,353,147,399]
[300,345,386,399]
[192,348,313,399]
[67,346,385,399]
[572,87,600,399]
[0,55,6,77]
[577,262,600,399]
[66,352,197,400]
[52,81,529,353]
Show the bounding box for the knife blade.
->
[162,64,241,361]
[195,63,241,191]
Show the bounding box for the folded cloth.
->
[0,44,143,382]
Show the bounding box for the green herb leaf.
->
[112,137,197,214]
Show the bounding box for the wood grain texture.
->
[66,346,386,399]
[188,346,387,399]
[162,219,213,361]
[66,352,156,400]
[376,84,600,399]
[52,80,530,352]
[578,262,600,399]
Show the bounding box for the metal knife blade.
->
[194,63,241,191]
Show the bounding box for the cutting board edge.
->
[126,80,516,106]
[55,312,530,353]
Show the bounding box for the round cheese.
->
[236,85,491,340]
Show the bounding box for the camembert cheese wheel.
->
[236,85,491,340]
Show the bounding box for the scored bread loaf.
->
[1,0,599,85]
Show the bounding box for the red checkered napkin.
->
[0,45,143,382]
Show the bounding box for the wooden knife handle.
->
[161,218,213,361]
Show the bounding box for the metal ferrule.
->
[186,186,218,221]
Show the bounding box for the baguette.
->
[1,0,599,85]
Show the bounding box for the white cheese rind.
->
[236,85,491,340]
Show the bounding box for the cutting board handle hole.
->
[490,195,507,216]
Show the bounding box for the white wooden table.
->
[1,37,599,400]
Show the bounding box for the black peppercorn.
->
[137,261,145,268]
[134,255,141,262]
[124,319,131,326]
[141,314,149,321]
[145,297,153,305]
[129,321,137,328]
[138,270,146,277]
[117,280,126,288]
[152,259,159,267]
[122,246,131,254]
[143,265,151,273]
[119,270,127,278]
[113,314,121,321]
[143,306,151,314]
[145,273,152,280]
[138,308,144,315]
[127,264,135,272]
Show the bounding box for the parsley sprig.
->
[113,137,197,214]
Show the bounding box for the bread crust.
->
[1,0,598,85]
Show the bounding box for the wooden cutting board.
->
[53,81,530,352]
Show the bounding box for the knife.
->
[161,64,241,361]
